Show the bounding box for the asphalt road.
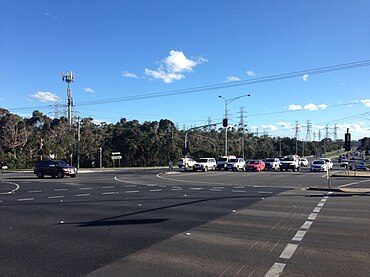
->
[0,166,369,277]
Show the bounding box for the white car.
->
[319,158,333,170]
[177,158,196,168]
[300,158,309,167]
[265,158,280,170]
[193,158,217,172]
[310,160,328,172]
[226,158,246,171]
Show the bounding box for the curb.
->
[307,187,370,193]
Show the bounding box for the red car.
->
[246,160,265,171]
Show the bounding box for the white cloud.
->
[144,50,206,83]
[360,99,370,107]
[278,121,293,129]
[122,71,138,79]
[30,92,60,103]
[304,103,329,111]
[225,76,240,82]
[145,68,184,84]
[302,73,309,82]
[261,124,278,131]
[288,103,328,111]
[246,70,256,77]
[84,88,95,93]
[288,104,303,111]
[337,123,370,136]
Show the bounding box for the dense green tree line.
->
[0,108,344,169]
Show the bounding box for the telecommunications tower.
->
[62,71,75,126]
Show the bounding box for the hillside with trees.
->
[0,108,344,169]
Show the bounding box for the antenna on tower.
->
[62,71,75,126]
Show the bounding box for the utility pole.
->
[295,121,300,155]
[218,94,251,157]
[77,117,81,169]
[306,120,312,142]
[334,124,338,142]
[62,71,75,127]
[238,107,246,158]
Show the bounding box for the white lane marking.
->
[189,187,203,190]
[265,192,332,276]
[28,190,42,193]
[1,181,20,195]
[209,189,222,192]
[76,194,90,197]
[17,198,34,201]
[171,188,183,191]
[292,230,307,242]
[150,189,162,192]
[159,185,167,188]
[234,186,245,189]
[54,188,68,191]
[48,196,64,199]
[280,243,298,259]
[308,213,317,220]
[317,202,325,207]
[339,179,370,188]
[258,191,273,194]
[264,262,286,277]
[125,185,137,188]
[232,190,246,193]
[301,221,313,230]
[102,192,117,195]
[80,187,92,190]
[102,186,115,189]
[126,190,139,193]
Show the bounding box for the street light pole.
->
[218,94,251,157]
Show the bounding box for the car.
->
[226,158,246,171]
[246,160,265,172]
[193,158,217,172]
[350,162,367,171]
[264,158,280,170]
[34,160,77,178]
[310,160,328,172]
[216,155,236,170]
[340,159,350,167]
[176,158,196,168]
[279,155,300,172]
[319,158,333,170]
[300,158,309,167]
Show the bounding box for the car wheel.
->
[37,171,44,179]
[297,167,300,171]
[70,174,76,178]
[203,166,208,172]
[280,168,283,171]
[57,171,64,178]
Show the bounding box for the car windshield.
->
[283,157,294,161]
[266,158,275,162]
[217,158,228,162]
[249,160,258,164]
[198,159,208,163]
[313,160,324,164]
[55,160,68,166]
[229,159,238,162]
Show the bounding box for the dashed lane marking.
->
[76,194,91,197]
[48,196,64,199]
[265,191,333,276]
[17,198,34,201]
[28,190,42,193]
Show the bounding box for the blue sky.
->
[1,0,369,140]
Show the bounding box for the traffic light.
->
[182,147,188,155]
[223,118,228,127]
[344,129,351,151]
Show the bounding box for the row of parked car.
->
[177,155,363,173]
[177,155,309,172]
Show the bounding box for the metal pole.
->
[77,117,81,169]
[225,100,228,157]
[99,147,102,169]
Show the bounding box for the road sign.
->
[112,152,121,155]
[111,155,122,160]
